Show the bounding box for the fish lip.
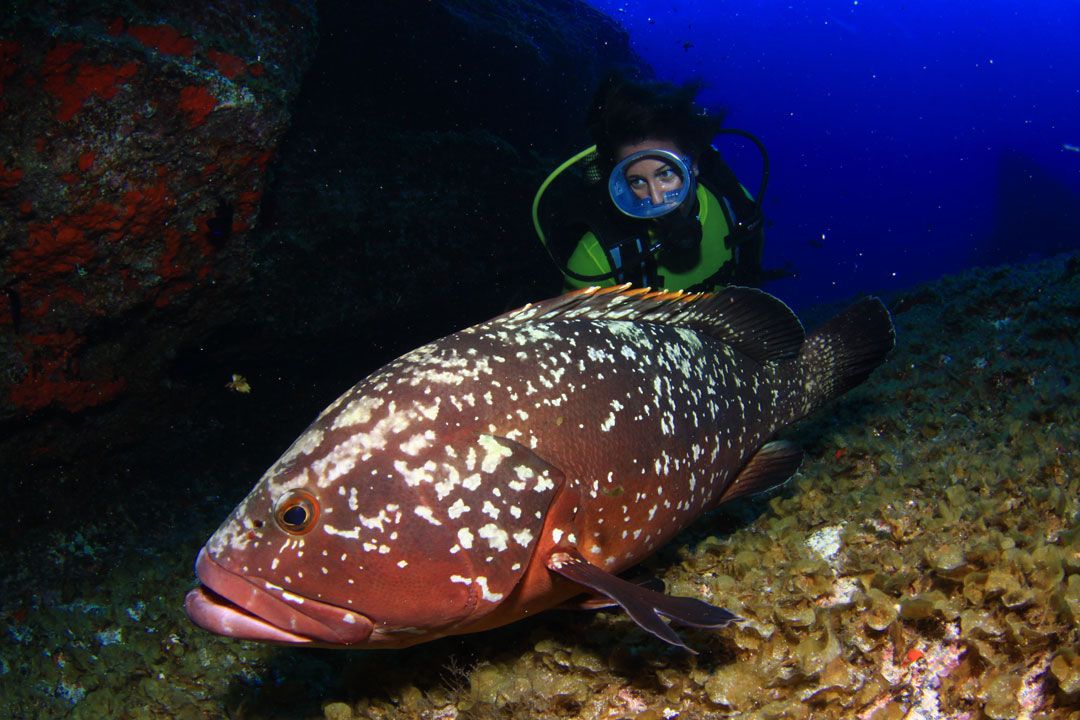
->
[185,585,317,645]
[185,547,374,646]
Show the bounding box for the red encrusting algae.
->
[9,331,126,413]
[127,25,195,57]
[0,160,23,189]
[10,219,95,279]
[233,188,263,232]
[28,287,88,320]
[179,85,217,127]
[207,50,246,79]
[41,42,138,122]
[156,227,187,280]
[2,11,299,419]
[120,181,174,237]
[3,174,212,412]
[106,18,126,37]
[155,227,202,308]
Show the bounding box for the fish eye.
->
[274,490,320,535]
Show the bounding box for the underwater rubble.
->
[0,251,1077,719]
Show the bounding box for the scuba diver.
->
[533,73,781,292]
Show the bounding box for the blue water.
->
[583,0,1080,308]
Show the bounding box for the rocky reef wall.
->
[0,1,318,417]
[0,0,641,533]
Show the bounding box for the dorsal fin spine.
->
[499,285,805,365]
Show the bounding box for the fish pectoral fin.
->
[556,571,665,611]
[717,440,804,505]
[546,550,739,653]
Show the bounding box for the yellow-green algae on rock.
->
[1,253,1077,720]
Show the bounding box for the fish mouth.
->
[184,547,374,646]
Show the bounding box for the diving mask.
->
[608,149,696,219]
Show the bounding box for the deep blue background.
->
[583,0,1080,309]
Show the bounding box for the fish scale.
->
[186,284,894,650]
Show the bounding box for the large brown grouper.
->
[185,285,894,650]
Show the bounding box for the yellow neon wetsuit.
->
[562,184,736,292]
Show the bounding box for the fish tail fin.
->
[796,297,895,414]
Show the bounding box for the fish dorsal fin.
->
[502,285,805,364]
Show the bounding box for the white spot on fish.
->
[475,576,503,602]
[448,498,471,519]
[418,398,441,420]
[399,430,434,456]
[331,396,385,429]
[478,523,509,551]
[478,435,512,473]
[534,472,555,493]
[323,525,361,539]
[394,459,436,487]
[434,464,461,500]
[358,509,390,532]
[279,428,325,467]
[414,506,442,526]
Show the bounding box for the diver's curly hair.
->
[587,71,727,171]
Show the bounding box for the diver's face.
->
[616,139,689,205]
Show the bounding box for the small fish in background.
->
[225,374,251,394]
[185,285,894,651]
[1063,143,1080,153]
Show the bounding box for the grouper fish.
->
[185,285,894,650]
